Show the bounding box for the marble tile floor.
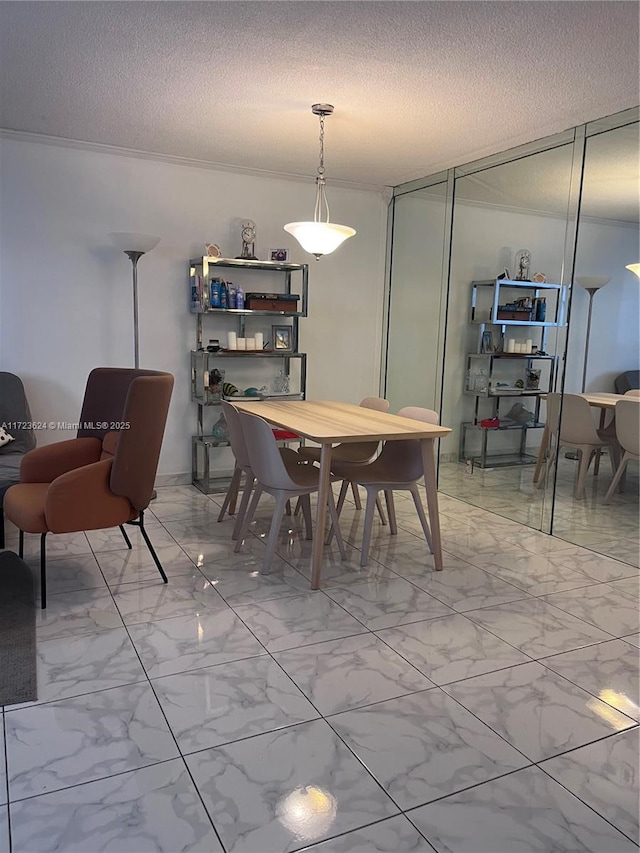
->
[440,455,640,568]
[1,483,638,852]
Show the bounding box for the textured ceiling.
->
[456,123,640,222]
[0,1,638,188]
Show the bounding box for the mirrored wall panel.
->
[439,142,575,531]
[551,119,640,565]
[384,182,448,414]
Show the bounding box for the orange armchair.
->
[4,368,174,607]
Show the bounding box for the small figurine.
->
[514,249,531,281]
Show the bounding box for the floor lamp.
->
[108,233,160,368]
[575,276,611,392]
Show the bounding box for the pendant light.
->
[626,263,640,278]
[284,104,356,260]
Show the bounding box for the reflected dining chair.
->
[328,406,439,567]
[536,393,617,499]
[603,398,640,504]
[298,396,390,520]
[234,410,347,574]
[217,400,303,539]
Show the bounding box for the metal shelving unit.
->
[462,279,566,469]
[189,257,309,493]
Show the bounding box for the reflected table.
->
[233,400,451,588]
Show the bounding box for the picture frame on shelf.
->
[272,325,293,352]
[481,331,495,353]
[269,248,289,263]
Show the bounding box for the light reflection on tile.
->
[443,661,636,762]
[186,719,398,853]
[129,609,265,678]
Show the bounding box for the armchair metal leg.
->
[119,525,133,549]
[130,511,168,584]
[40,532,47,609]
[18,529,24,558]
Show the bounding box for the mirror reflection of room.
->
[552,121,639,565]
[385,109,639,569]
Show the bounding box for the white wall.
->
[0,137,388,479]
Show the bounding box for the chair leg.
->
[375,495,388,526]
[119,525,133,549]
[40,532,47,609]
[234,485,262,552]
[262,493,288,574]
[218,465,242,522]
[137,511,168,583]
[18,529,24,558]
[0,507,4,549]
[336,480,350,517]
[327,489,347,560]
[360,488,379,568]
[301,495,313,540]
[351,481,362,510]
[574,446,594,500]
[603,452,630,505]
[384,490,397,535]
[285,500,292,517]
[409,484,433,551]
[232,477,255,540]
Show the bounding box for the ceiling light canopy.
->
[284,104,355,260]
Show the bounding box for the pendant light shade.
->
[283,222,355,257]
[284,104,356,260]
[626,263,640,278]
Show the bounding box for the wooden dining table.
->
[232,400,451,589]
[533,392,626,483]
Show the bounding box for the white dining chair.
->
[328,406,439,567]
[298,396,390,520]
[217,401,302,539]
[603,398,640,504]
[234,410,347,574]
[536,393,617,499]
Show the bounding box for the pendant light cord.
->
[314,112,330,224]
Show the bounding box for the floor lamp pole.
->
[581,287,597,393]
[124,250,144,369]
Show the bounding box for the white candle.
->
[246,338,256,350]
[227,332,237,350]
[236,337,246,350]
[525,339,533,354]
[507,339,516,353]
[254,332,264,350]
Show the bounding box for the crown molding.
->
[0,127,388,195]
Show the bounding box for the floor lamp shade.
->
[575,276,611,392]
[108,233,160,368]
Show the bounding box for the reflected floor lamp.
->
[575,276,611,392]
[108,232,160,368]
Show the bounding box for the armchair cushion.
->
[20,438,102,484]
[3,484,49,533]
[45,459,136,533]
